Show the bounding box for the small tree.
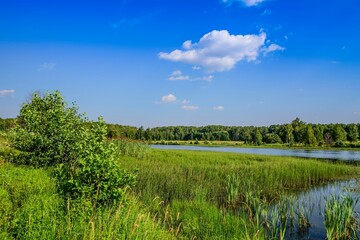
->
[10,91,85,166]
[9,91,135,204]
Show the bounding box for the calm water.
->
[152,145,360,161]
[283,180,360,239]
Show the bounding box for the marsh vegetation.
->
[0,91,359,239]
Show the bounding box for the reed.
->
[324,194,359,239]
[113,139,151,159]
[120,149,360,238]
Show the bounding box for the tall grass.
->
[324,194,359,239]
[120,149,360,238]
[122,150,359,206]
[0,163,173,239]
[113,139,151,159]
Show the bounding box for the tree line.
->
[109,118,360,147]
[2,117,360,147]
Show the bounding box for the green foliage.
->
[253,129,263,145]
[324,194,359,239]
[333,124,347,144]
[55,118,136,204]
[0,164,172,240]
[305,125,317,146]
[9,91,85,167]
[8,91,135,205]
[0,164,62,239]
[346,123,359,142]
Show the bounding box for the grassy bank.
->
[121,149,360,239]
[153,140,360,151]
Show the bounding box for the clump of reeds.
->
[324,194,359,239]
[113,139,151,159]
[225,173,241,207]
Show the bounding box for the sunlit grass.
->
[120,149,360,238]
[324,194,359,239]
[0,163,173,240]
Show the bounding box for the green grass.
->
[1,135,359,239]
[0,163,173,240]
[324,194,359,239]
[120,149,360,239]
[153,140,360,151]
[122,149,359,204]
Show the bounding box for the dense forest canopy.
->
[2,117,359,147]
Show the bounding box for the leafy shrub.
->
[9,91,86,167]
[8,91,135,204]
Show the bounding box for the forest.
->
[102,119,360,148]
[2,117,359,148]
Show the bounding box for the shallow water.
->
[280,180,360,239]
[152,145,360,161]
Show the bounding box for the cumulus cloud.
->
[161,93,177,103]
[213,106,224,111]
[192,66,201,70]
[222,0,265,7]
[181,105,199,111]
[159,30,283,72]
[0,89,15,96]
[168,70,190,81]
[38,62,56,72]
[262,43,285,55]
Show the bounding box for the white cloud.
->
[0,89,15,96]
[222,0,265,7]
[262,44,285,55]
[213,106,224,111]
[182,105,199,111]
[159,30,283,72]
[182,99,190,104]
[38,62,56,72]
[161,93,177,103]
[202,75,214,82]
[168,70,190,81]
[262,9,271,16]
[192,66,201,70]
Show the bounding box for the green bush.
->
[8,91,135,205]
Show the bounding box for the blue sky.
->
[1,0,360,127]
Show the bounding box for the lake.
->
[151,145,360,161]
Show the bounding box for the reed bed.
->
[121,149,360,239]
[113,139,151,159]
[324,194,359,239]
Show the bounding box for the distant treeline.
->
[108,118,360,148]
[2,117,360,147]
